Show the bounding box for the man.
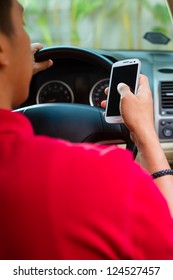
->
[0,0,173,259]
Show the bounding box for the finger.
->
[104,87,109,95]
[33,59,53,75]
[138,74,149,89]
[137,74,151,97]
[31,43,44,55]
[101,88,109,108]
[101,100,107,109]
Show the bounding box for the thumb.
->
[117,83,130,98]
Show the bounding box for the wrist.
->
[134,129,170,173]
[131,126,159,149]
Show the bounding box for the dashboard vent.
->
[161,81,173,109]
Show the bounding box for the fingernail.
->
[48,59,53,67]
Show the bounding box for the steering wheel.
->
[15,46,137,157]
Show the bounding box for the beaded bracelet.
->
[151,169,173,179]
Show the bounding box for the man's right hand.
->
[101,74,155,146]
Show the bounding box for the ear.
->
[0,33,11,67]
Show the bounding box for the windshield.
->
[20,0,173,51]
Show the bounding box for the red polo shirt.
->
[0,108,173,259]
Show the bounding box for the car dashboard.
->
[22,57,111,108]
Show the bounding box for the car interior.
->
[16,0,173,164]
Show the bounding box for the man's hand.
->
[31,43,53,75]
[101,74,154,145]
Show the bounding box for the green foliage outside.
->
[19,0,173,50]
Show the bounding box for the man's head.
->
[0,0,32,109]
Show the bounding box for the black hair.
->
[0,0,14,35]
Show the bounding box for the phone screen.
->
[106,63,138,116]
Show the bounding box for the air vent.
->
[161,81,173,109]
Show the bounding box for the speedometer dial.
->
[89,78,109,108]
[36,80,74,104]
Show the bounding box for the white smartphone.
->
[105,58,141,123]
